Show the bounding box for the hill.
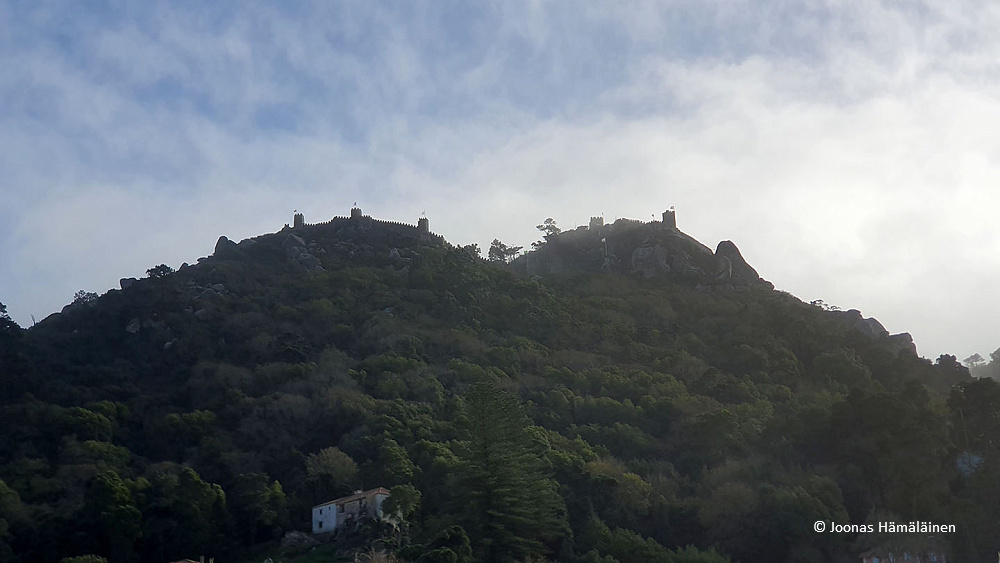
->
[0,208,993,563]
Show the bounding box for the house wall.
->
[373,493,388,518]
[312,504,338,534]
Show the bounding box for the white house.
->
[312,487,391,534]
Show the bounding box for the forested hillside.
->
[0,217,995,563]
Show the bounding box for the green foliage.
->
[454,382,569,562]
[488,239,522,264]
[145,264,175,278]
[0,223,985,563]
[230,474,287,545]
[382,484,421,520]
[140,465,229,560]
[305,446,359,499]
[72,290,98,305]
[84,471,142,562]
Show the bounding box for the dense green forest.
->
[0,218,996,563]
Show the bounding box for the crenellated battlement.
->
[288,208,444,244]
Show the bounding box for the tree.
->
[532,218,562,250]
[230,473,287,545]
[146,264,174,279]
[305,447,359,499]
[488,240,522,264]
[454,382,568,562]
[382,484,421,523]
[536,218,561,237]
[73,290,98,305]
[0,301,20,341]
[139,466,229,562]
[460,243,482,260]
[84,471,142,563]
[964,353,986,369]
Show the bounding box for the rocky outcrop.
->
[281,530,319,550]
[715,241,766,287]
[887,332,917,356]
[513,217,770,289]
[831,309,917,356]
[631,230,715,279]
[283,234,325,272]
[832,309,889,339]
[214,236,238,257]
[119,277,137,290]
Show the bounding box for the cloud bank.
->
[2,1,1000,360]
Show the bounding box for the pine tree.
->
[454,381,569,563]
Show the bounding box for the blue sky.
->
[3,1,999,361]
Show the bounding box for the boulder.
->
[283,234,306,248]
[831,309,889,339]
[714,241,762,287]
[119,277,137,290]
[199,288,222,301]
[280,530,319,550]
[215,236,238,257]
[296,252,324,272]
[887,332,918,356]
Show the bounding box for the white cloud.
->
[4,1,1000,361]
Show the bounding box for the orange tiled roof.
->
[313,487,391,509]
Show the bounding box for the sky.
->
[2,0,999,362]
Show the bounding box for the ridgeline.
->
[0,207,993,563]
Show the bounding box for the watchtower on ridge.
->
[662,208,676,230]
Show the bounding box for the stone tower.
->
[418,217,429,233]
[589,216,604,230]
[293,212,304,228]
[350,207,363,219]
[662,208,676,230]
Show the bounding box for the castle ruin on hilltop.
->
[284,207,442,245]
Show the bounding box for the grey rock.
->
[714,241,762,287]
[295,252,324,272]
[887,332,917,356]
[211,283,226,293]
[285,246,303,259]
[283,234,306,248]
[125,318,140,334]
[281,530,319,549]
[215,236,238,257]
[119,277,137,290]
[832,309,889,339]
[200,288,222,301]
